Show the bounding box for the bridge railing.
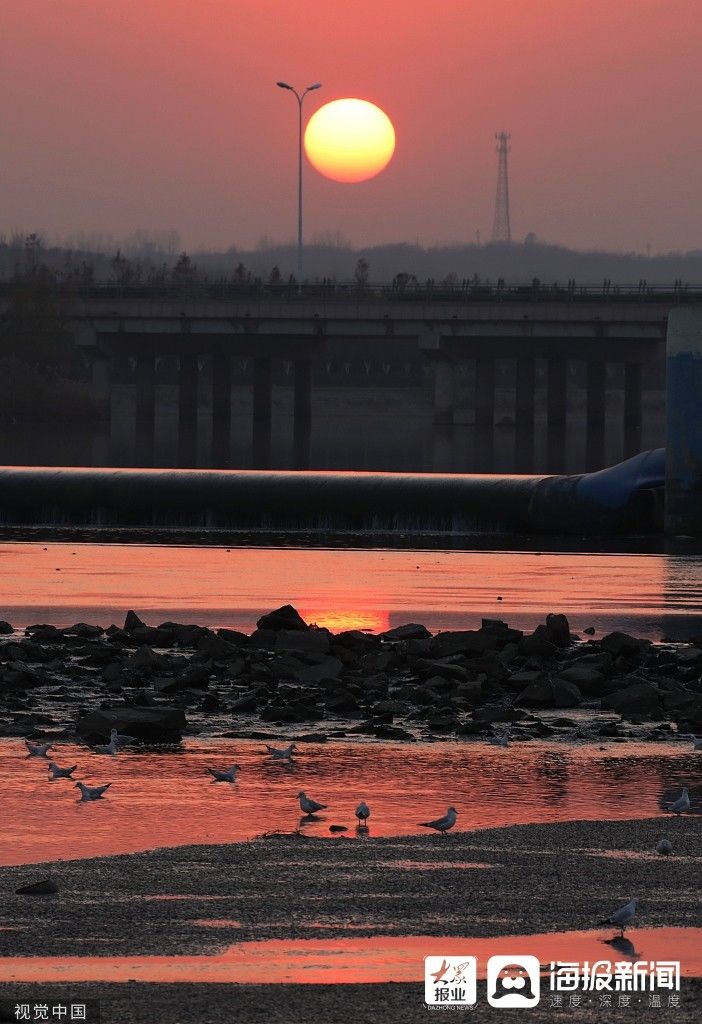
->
[1,279,701,305]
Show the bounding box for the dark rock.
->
[16,878,58,895]
[64,623,104,638]
[431,630,499,657]
[516,678,582,709]
[333,630,377,652]
[673,698,702,729]
[329,825,348,833]
[257,605,308,632]
[124,610,147,632]
[325,690,360,713]
[557,666,619,697]
[599,632,652,657]
[129,626,174,647]
[372,724,414,740]
[545,613,571,647]
[229,689,264,712]
[215,628,249,645]
[275,629,330,654]
[201,693,221,712]
[584,626,596,635]
[518,635,557,658]
[381,623,431,642]
[75,705,187,743]
[0,620,13,635]
[473,704,526,723]
[195,634,239,660]
[602,682,662,718]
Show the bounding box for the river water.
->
[0,542,701,639]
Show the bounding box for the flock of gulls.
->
[23,731,698,934]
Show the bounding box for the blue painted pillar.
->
[665,308,702,535]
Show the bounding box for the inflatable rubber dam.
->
[0,450,664,538]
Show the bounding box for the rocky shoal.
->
[1,606,702,744]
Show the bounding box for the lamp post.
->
[276,81,322,284]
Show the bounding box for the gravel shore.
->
[1,816,700,1022]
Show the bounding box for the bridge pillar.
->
[253,356,273,468]
[293,359,312,470]
[178,353,199,468]
[431,356,455,472]
[515,356,535,472]
[585,360,606,471]
[134,353,155,467]
[665,308,702,534]
[546,357,568,473]
[211,352,232,468]
[623,362,643,458]
[474,356,495,472]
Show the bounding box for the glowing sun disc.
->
[304,98,396,183]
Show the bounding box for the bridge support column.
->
[211,352,232,468]
[293,359,312,470]
[474,357,495,472]
[253,356,273,469]
[585,360,606,471]
[178,354,198,468]
[515,356,535,472]
[134,353,155,467]
[546,357,567,473]
[665,308,702,534]
[431,357,454,472]
[623,362,643,458]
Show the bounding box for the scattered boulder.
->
[516,678,582,709]
[124,610,147,632]
[602,682,662,718]
[381,623,431,642]
[76,705,187,743]
[599,632,651,657]
[257,605,308,632]
[16,878,58,896]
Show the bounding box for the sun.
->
[304,98,395,183]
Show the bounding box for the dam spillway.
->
[0,452,663,539]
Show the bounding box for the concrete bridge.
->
[52,291,690,472]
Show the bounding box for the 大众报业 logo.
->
[487,955,541,1008]
[424,956,477,1006]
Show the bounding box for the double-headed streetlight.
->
[276,81,322,284]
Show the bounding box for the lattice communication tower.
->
[492,132,511,243]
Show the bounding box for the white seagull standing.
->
[75,781,111,802]
[299,791,327,814]
[48,762,78,781]
[666,788,690,815]
[25,740,53,758]
[489,731,510,747]
[93,736,119,756]
[207,764,241,783]
[598,898,637,935]
[267,743,297,760]
[356,800,370,824]
[110,728,137,748]
[419,807,458,834]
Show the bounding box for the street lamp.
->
[276,81,322,284]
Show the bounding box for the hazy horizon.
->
[2,1,701,254]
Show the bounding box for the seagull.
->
[598,898,637,935]
[356,800,370,824]
[75,781,111,802]
[48,762,78,781]
[25,740,53,758]
[489,731,510,747]
[299,791,327,814]
[692,737,702,751]
[267,743,297,760]
[418,806,458,834]
[207,764,241,783]
[666,788,690,815]
[110,728,137,748]
[92,736,119,756]
[655,839,673,856]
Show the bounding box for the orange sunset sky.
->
[1,0,700,253]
